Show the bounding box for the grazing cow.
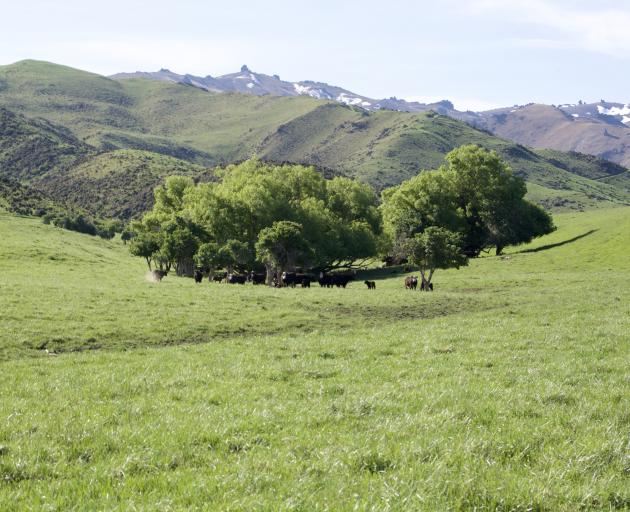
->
[194,269,203,283]
[419,280,434,291]
[318,273,354,288]
[151,269,168,282]
[405,276,418,290]
[227,273,247,285]
[332,274,353,288]
[249,272,266,285]
[281,272,312,288]
[281,272,297,288]
[364,280,376,290]
[318,273,334,288]
[211,271,227,283]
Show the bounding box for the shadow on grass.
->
[518,229,597,254]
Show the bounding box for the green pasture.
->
[0,207,628,510]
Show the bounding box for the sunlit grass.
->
[0,207,628,510]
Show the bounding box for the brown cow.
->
[404,276,418,290]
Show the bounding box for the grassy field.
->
[0,207,628,510]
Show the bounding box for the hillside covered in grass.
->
[0,206,628,509]
[1,60,629,216]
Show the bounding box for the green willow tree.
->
[404,227,468,289]
[255,221,312,285]
[382,145,555,258]
[130,159,383,277]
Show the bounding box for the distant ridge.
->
[0,60,628,219]
[109,65,477,122]
[111,65,630,169]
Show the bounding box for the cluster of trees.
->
[0,177,123,239]
[129,146,555,286]
[380,145,555,287]
[44,213,123,240]
[129,159,383,281]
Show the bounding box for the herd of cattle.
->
[150,269,432,290]
[195,270,356,288]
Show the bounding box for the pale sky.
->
[1,0,629,111]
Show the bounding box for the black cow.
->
[249,272,266,285]
[211,272,227,283]
[194,269,203,283]
[318,273,334,288]
[364,280,376,290]
[281,272,297,287]
[151,269,168,282]
[227,273,247,284]
[281,272,312,288]
[405,276,418,290]
[332,274,353,288]
[318,273,354,288]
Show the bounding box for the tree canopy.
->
[404,227,468,288]
[129,159,383,277]
[381,145,555,257]
[130,149,555,285]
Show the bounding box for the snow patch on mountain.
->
[293,83,332,100]
[336,93,371,107]
[597,104,630,116]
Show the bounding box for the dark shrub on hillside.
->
[53,214,97,236]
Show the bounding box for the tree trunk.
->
[419,269,427,291]
[265,263,274,286]
[496,245,504,256]
[177,258,194,277]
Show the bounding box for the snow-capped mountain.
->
[110,66,630,169]
[110,65,477,121]
[474,102,630,168]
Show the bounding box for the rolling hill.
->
[111,64,630,170]
[1,60,629,218]
[0,105,210,218]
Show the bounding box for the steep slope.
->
[258,106,630,207]
[1,60,628,214]
[0,104,213,218]
[478,103,630,168]
[39,149,209,219]
[0,177,71,217]
[0,107,92,181]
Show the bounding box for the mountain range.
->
[0,60,628,220]
[112,66,630,168]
